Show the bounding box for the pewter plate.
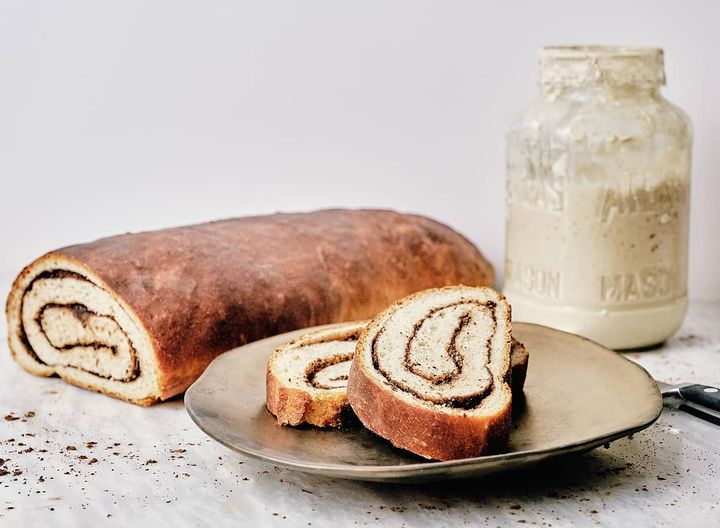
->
[185,323,662,482]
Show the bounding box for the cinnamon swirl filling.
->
[273,335,358,393]
[306,353,352,390]
[7,256,157,402]
[20,270,140,381]
[371,299,499,409]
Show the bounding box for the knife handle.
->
[678,384,720,413]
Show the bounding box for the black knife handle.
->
[678,384,720,413]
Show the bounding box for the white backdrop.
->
[1,0,718,300]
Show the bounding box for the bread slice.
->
[267,320,528,429]
[510,338,529,392]
[266,322,367,427]
[347,286,513,460]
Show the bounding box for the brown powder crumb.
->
[86,442,97,449]
[4,414,19,422]
[590,510,598,514]
[38,476,45,483]
[6,506,14,510]
[510,504,522,510]
[144,459,157,465]
[24,411,35,419]
[66,446,77,451]
[78,455,88,460]
[170,448,186,454]
[88,458,98,465]
[0,469,9,477]
[12,469,22,476]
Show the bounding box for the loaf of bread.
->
[6,209,493,405]
[347,286,512,461]
[266,321,528,428]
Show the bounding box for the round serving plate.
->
[185,322,662,483]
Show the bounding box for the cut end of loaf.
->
[6,253,163,405]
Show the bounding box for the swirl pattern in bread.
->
[347,286,513,460]
[267,321,528,428]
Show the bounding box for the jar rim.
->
[539,45,666,90]
[540,45,663,60]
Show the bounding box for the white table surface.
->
[1,301,719,528]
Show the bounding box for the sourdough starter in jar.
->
[504,46,692,349]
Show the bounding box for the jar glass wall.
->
[504,46,692,349]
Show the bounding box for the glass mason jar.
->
[504,46,692,349]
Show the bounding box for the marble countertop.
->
[1,301,719,527]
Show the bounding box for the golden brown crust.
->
[7,209,493,403]
[348,358,512,460]
[266,372,313,426]
[266,375,349,428]
[347,286,512,461]
[62,376,160,407]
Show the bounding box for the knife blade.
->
[657,380,720,426]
